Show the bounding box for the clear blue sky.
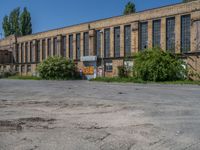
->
[0,0,182,36]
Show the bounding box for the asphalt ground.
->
[0,79,200,150]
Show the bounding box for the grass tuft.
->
[91,77,200,85]
[7,75,42,80]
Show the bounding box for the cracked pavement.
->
[0,79,200,150]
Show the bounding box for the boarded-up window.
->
[140,22,148,51]
[21,65,25,73]
[104,29,110,58]
[166,17,175,53]
[114,27,120,57]
[105,60,112,72]
[27,65,31,72]
[15,65,19,72]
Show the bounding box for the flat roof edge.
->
[2,1,199,41]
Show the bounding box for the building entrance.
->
[81,56,97,80]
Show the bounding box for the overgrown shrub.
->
[118,65,131,78]
[188,70,200,81]
[133,48,187,81]
[37,56,77,80]
[0,69,17,78]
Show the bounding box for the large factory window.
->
[96,30,101,57]
[84,32,89,56]
[124,25,131,56]
[104,28,110,58]
[76,34,81,59]
[36,41,40,62]
[114,27,120,57]
[181,15,191,53]
[48,39,51,56]
[139,22,148,51]
[42,40,46,60]
[62,36,66,57]
[153,20,161,48]
[166,17,175,53]
[69,34,73,59]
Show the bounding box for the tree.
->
[123,1,136,15]
[2,15,11,37]
[2,7,32,37]
[183,0,197,2]
[9,7,20,36]
[20,7,32,36]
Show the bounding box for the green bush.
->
[37,56,78,80]
[133,48,187,81]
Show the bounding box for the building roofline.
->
[1,1,196,41]
[22,2,187,37]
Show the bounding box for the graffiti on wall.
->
[83,66,94,75]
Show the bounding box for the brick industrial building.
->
[0,1,200,78]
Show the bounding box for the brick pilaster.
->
[161,18,166,51]
[148,20,153,48]
[89,30,95,56]
[132,22,139,53]
[66,35,69,58]
[120,25,124,57]
[80,33,84,58]
[73,33,76,60]
[175,15,181,54]
[110,27,114,58]
[57,35,62,56]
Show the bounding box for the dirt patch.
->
[17,101,51,107]
[0,117,56,132]
[84,132,111,143]
[0,120,22,132]
[19,117,55,123]
[75,123,108,130]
